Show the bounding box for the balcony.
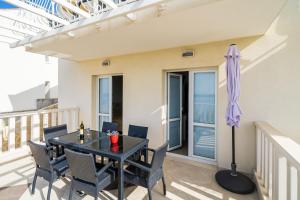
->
[0,107,259,200]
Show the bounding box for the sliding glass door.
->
[189,71,216,160]
[97,76,112,131]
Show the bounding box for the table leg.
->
[118,160,124,200]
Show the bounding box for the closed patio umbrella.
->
[215,44,255,194]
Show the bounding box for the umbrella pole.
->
[215,126,255,194]
[231,126,237,176]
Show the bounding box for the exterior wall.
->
[59,0,300,173]
[0,43,58,112]
[0,8,58,113]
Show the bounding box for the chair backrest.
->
[64,149,97,184]
[150,142,168,173]
[128,125,148,139]
[44,124,68,145]
[102,121,118,133]
[28,141,51,171]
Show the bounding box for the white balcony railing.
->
[254,121,300,200]
[0,107,79,153]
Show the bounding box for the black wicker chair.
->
[28,141,69,200]
[44,124,68,158]
[128,124,148,139]
[124,142,168,200]
[102,121,118,133]
[128,124,148,161]
[65,149,115,200]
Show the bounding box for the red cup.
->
[111,143,119,153]
[110,134,119,144]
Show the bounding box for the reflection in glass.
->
[99,116,109,131]
[193,72,215,124]
[99,78,110,114]
[193,126,215,159]
[169,120,180,148]
[169,75,181,119]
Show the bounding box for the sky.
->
[0,1,16,9]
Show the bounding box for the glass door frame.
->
[96,75,112,131]
[188,69,218,163]
[167,73,183,151]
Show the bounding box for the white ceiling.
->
[24,0,286,61]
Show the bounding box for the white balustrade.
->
[0,107,79,153]
[255,121,300,200]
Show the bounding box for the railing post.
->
[297,169,300,200]
[21,116,27,147]
[8,117,15,151]
[278,156,287,200]
[256,128,262,178]
[272,148,278,200]
[39,113,44,141]
[261,132,265,187]
[51,111,57,126]
[268,143,274,199]
[15,116,21,149]
[67,110,72,132]
[48,112,52,128]
[26,115,32,143]
[58,111,63,125]
[289,165,298,200]
[32,114,39,142]
[0,119,3,153]
[264,137,269,191]
[287,162,291,200]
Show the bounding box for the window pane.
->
[194,72,215,124]
[193,126,215,159]
[169,120,181,148]
[99,78,110,114]
[169,75,181,119]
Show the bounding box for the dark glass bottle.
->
[80,121,84,140]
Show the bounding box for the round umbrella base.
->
[215,170,255,194]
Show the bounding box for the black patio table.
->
[48,129,148,200]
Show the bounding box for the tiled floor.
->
[0,154,258,200]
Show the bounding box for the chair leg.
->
[31,172,37,194]
[47,180,53,200]
[94,187,99,200]
[147,188,152,200]
[68,182,73,200]
[162,175,166,196]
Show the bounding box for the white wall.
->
[58,0,300,173]
[0,43,58,112]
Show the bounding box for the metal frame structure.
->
[0,0,150,45]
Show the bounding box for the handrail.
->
[255,122,300,169]
[0,107,79,153]
[0,106,79,118]
[254,121,300,200]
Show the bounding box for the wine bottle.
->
[80,121,84,140]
